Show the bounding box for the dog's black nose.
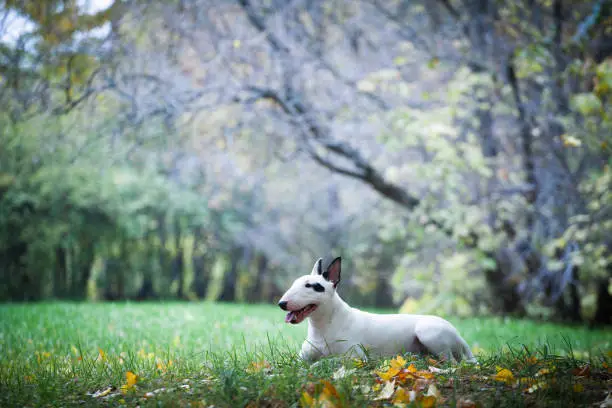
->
[278,300,288,311]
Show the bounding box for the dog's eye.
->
[305,283,311,288]
[311,283,325,292]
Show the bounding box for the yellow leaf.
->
[392,387,415,404]
[391,355,408,370]
[407,363,417,373]
[417,370,435,380]
[93,386,114,398]
[492,368,515,384]
[376,366,400,381]
[573,383,584,393]
[126,371,137,387]
[525,356,538,365]
[420,395,437,408]
[300,391,314,408]
[121,371,138,394]
[98,348,106,361]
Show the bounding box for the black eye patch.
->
[304,283,325,292]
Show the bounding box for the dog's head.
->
[278,257,342,324]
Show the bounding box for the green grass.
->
[0,302,610,407]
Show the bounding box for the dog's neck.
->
[307,291,352,335]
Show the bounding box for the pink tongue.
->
[285,311,296,323]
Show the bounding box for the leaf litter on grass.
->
[2,303,611,407]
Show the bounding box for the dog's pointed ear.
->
[323,257,341,287]
[311,258,323,276]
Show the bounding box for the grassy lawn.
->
[0,302,610,407]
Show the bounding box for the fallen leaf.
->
[375,380,395,400]
[421,395,437,408]
[391,355,408,370]
[571,365,590,377]
[535,368,551,377]
[426,383,441,399]
[573,383,584,393]
[376,366,400,381]
[492,367,515,384]
[332,365,355,380]
[120,371,138,394]
[300,391,314,407]
[90,386,115,398]
[321,380,339,399]
[413,378,430,392]
[392,387,415,404]
[97,348,106,362]
[525,356,538,365]
[417,370,435,380]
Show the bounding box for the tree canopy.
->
[0,0,610,324]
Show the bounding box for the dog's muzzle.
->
[278,300,288,311]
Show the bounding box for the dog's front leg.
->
[299,340,324,362]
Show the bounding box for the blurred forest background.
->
[0,0,610,325]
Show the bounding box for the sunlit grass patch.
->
[0,302,610,407]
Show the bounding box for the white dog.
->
[278,257,476,363]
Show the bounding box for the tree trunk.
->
[248,253,267,303]
[172,218,184,299]
[218,247,241,302]
[374,271,395,308]
[483,248,526,315]
[54,246,67,299]
[191,228,209,299]
[75,242,95,299]
[592,276,612,326]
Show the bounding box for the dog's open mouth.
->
[285,304,317,324]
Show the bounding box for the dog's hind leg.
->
[414,318,470,362]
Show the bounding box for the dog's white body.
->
[279,258,476,363]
